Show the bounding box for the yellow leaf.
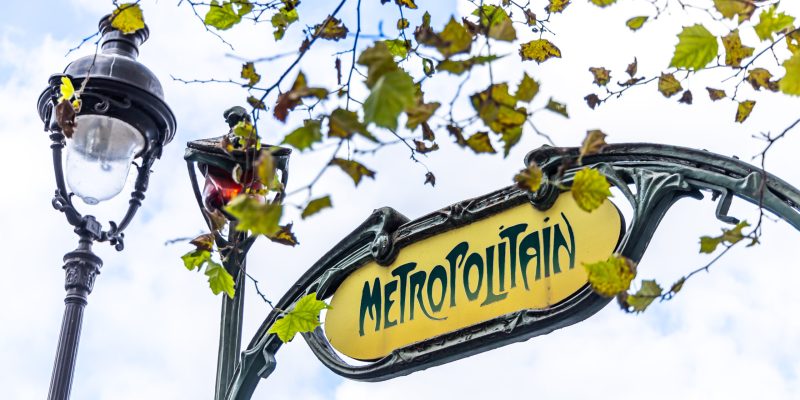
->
[658,73,682,98]
[746,68,778,91]
[190,233,216,252]
[59,76,75,102]
[545,0,570,14]
[787,31,800,55]
[780,53,800,96]
[394,0,417,9]
[579,129,607,163]
[571,167,611,212]
[699,236,722,253]
[225,195,283,236]
[515,73,540,102]
[330,158,376,186]
[590,0,617,7]
[267,223,299,246]
[465,132,496,154]
[397,18,409,30]
[514,163,543,192]
[722,29,754,68]
[589,67,611,86]
[314,16,348,41]
[754,6,795,41]
[583,254,636,297]
[519,39,561,63]
[735,100,755,123]
[713,0,755,22]
[437,17,472,57]
[241,62,261,86]
[706,87,727,101]
[111,3,145,35]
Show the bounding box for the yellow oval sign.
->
[324,193,622,360]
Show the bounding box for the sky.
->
[1,1,800,399]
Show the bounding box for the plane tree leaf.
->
[571,167,611,212]
[268,292,331,342]
[520,39,562,63]
[112,3,145,34]
[669,24,718,70]
[302,196,333,219]
[330,158,376,186]
[584,254,636,297]
[363,70,417,130]
[205,260,236,299]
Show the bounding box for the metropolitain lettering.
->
[358,212,576,336]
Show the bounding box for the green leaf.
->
[700,220,750,253]
[590,0,617,7]
[382,39,410,58]
[658,73,683,98]
[722,29,754,67]
[545,98,569,118]
[589,67,611,86]
[233,120,256,139]
[255,152,277,189]
[437,55,500,75]
[754,6,795,41]
[515,73,540,102]
[247,95,266,110]
[271,6,299,40]
[225,195,282,236]
[268,292,331,343]
[514,162,543,192]
[669,24,719,70]
[735,100,755,123]
[301,196,332,219]
[583,254,636,297]
[181,249,211,271]
[112,3,145,34]
[330,158,376,186]
[472,5,516,41]
[780,53,800,96]
[357,42,399,88]
[519,39,562,63]
[205,259,235,299]
[571,167,611,212]
[699,236,723,253]
[626,16,648,31]
[328,108,374,141]
[500,126,523,157]
[241,62,261,87]
[282,119,323,151]
[545,0,570,14]
[205,0,251,30]
[314,16,348,41]
[713,0,755,22]
[363,70,416,130]
[437,17,472,57]
[624,280,663,313]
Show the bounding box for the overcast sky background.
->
[1,1,800,399]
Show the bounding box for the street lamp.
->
[184,106,291,400]
[36,15,175,400]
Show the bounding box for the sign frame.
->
[224,143,800,399]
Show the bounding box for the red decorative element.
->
[203,166,243,210]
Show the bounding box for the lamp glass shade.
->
[65,114,145,205]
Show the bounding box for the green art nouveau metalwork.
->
[204,143,800,400]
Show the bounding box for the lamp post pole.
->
[38,15,176,400]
